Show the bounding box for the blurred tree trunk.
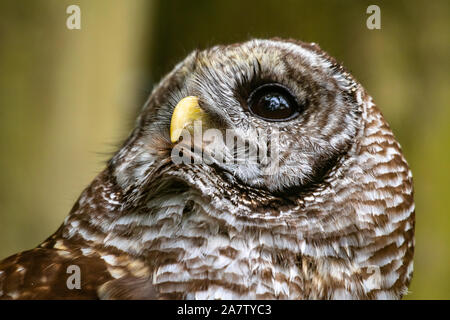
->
[0,0,153,258]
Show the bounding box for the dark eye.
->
[247,84,300,122]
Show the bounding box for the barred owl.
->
[0,39,414,300]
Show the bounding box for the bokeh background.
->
[0,0,448,299]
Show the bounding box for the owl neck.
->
[55,155,349,257]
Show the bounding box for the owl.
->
[0,39,414,300]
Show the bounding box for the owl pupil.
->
[248,83,300,122]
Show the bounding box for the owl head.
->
[112,39,365,196]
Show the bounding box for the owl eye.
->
[247,84,300,122]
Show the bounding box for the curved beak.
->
[170,96,207,143]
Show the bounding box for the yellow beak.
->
[170,96,206,143]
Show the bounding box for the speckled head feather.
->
[0,39,414,300]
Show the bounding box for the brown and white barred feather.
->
[0,39,414,300]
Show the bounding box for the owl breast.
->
[139,191,307,299]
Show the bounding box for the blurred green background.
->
[0,0,448,299]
